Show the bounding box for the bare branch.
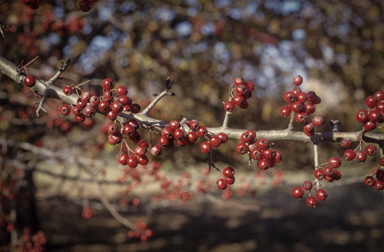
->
[49,58,72,82]
[287,111,295,131]
[313,144,320,190]
[141,88,175,115]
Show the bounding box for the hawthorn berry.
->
[356,151,367,163]
[79,0,92,12]
[224,101,234,112]
[119,95,132,106]
[312,116,324,126]
[245,81,254,91]
[84,105,96,117]
[364,120,377,131]
[251,149,263,160]
[173,129,185,140]
[315,189,328,201]
[89,96,100,106]
[380,157,384,166]
[130,103,141,114]
[374,91,384,102]
[343,149,356,161]
[235,84,248,95]
[102,78,115,90]
[197,126,208,137]
[107,110,117,121]
[128,119,140,130]
[290,101,304,113]
[333,170,342,180]
[158,136,170,147]
[257,159,270,171]
[134,146,147,157]
[103,90,114,101]
[280,106,291,118]
[256,138,269,150]
[323,166,334,176]
[312,96,322,104]
[368,110,382,122]
[292,186,304,198]
[305,103,316,115]
[216,179,227,190]
[328,157,341,168]
[123,124,135,136]
[223,167,235,178]
[200,142,212,154]
[306,91,316,102]
[303,122,314,134]
[209,135,221,147]
[293,75,303,86]
[303,181,313,191]
[117,86,128,96]
[63,86,73,95]
[72,105,83,116]
[127,156,138,168]
[24,75,36,87]
[150,145,163,156]
[225,176,235,185]
[138,155,149,165]
[187,131,198,144]
[169,120,180,131]
[177,137,188,147]
[364,177,375,187]
[365,145,377,156]
[218,133,228,143]
[236,143,249,155]
[365,96,377,108]
[374,180,384,191]
[118,154,128,165]
[284,91,296,103]
[189,119,199,130]
[355,110,368,123]
[98,100,111,113]
[138,140,149,149]
[376,170,384,182]
[61,105,71,116]
[306,196,318,208]
[295,113,307,123]
[296,92,307,103]
[75,114,86,123]
[340,138,352,148]
[273,151,283,163]
[232,95,245,106]
[233,77,243,86]
[314,169,325,180]
[111,100,123,113]
[162,127,173,139]
[262,149,275,159]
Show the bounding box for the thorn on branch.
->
[330,120,341,132]
[152,93,158,97]
[35,89,49,117]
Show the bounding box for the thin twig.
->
[141,89,175,115]
[313,144,320,190]
[49,58,72,82]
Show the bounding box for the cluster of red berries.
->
[21,0,44,10]
[280,75,324,136]
[224,77,254,112]
[235,130,283,171]
[355,91,384,131]
[61,78,140,123]
[365,164,384,191]
[341,138,378,163]
[127,220,153,242]
[79,0,97,12]
[216,167,235,190]
[292,157,341,208]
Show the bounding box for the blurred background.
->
[0,0,384,251]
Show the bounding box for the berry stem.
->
[287,111,296,131]
[74,80,91,88]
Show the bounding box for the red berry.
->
[256,138,269,150]
[292,186,304,198]
[72,105,83,116]
[225,176,235,185]
[380,157,384,166]
[314,169,325,180]
[364,176,375,187]
[273,150,283,163]
[305,103,316,115]
[312,96,321,104]
[340,138,352,148]
[312,116,324,126]
[293,75,303,86]
[296,92,307,103]
[98,100,111,113]
[328,157,341,168]
[161,127,173,139]
[75,114,86,123]
[374,180,384,191]
[117,86,128,96]
[303,122,314,134]
[173,128,185,140]
[292,87,301,96]
[111,100,123,113]
[368,110,382,122]
[262,149,275,159]
[209,135,221,147]
[107,110,118,121]
[128,119,140,130]
[138,140,149,149]
[306,196,318,208]
[257,158,270,171]
[245,81,254,91]
[216,179,227,190]
[150,145,163,156]
[123,124,135,136]
[63,86,73,95]
[187,131,198,144]
[24,75,36,87]
[158,136,169,147]
[200,142,212,154]
[127,156,138,168]
[306,91,316,102]
[280,106,291,118]
[376,170,384,182]
[232,95,245,106]
[218,133,228,143]
[333,170,342,180]
[130,103,141,114]
[365,96,377,108]
[355,110,368,123]
[284,91,296,103]
[89,96,100,106]
[103,90,114,101]
[315,189,327,201]
[138,155,149,165]
[189,119,199,130]
[295,113,307,123]
[356,151,367,163]
[290,101,304,113]
[177,137,188,147]
[303,181,312,191]
[240,131,255,143]
[374,91,384,102]
[119,95,132,106]
[223,167,235,178]
[102,78,115,90]
[61,105,71,116]
[364,120,377,131]
[79,0,91,12]
[365,145,377,156]
[236,142,249,155]
[224,101,235,112]
[118,154,128,165]
[235,84,248,95]
[169,120,180,131]
[134,146,147,157]
[233,77,243,86]
[197,126,208,137]
[323,166,333,176]
[343,149,356,161]
[251,149,263,160]
[84,105,96,117]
